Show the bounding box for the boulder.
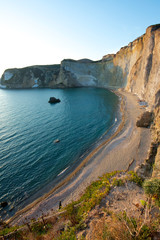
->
[48,97,61,104]
[136,111,153,128]
[1,202,8,208]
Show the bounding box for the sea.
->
[0,87,119,220]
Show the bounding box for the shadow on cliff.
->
[155,89,160,108]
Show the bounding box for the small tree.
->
[143,178,160,207]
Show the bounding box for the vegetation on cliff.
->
[0,171,159,239]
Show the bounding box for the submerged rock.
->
[48,97,61,104]
[1,202,8,208]
[136,111,153,128]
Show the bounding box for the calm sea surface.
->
[0,88,119,219]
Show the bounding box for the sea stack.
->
[48,97,61,104]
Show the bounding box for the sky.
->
[0,0,160,77]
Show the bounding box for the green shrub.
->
[78,184,110,217]
[64,201,82,226]
[109,211,158,240]
[112,177,125,186]
[63,172,115,230]
[0,226,20,236]
[138,224,152,240]
[128,171,143,186]
[143,178,160,207]
[56,227,76,240]
[140,199,147,207]
[143,179,160,197]
[31,222,51,235]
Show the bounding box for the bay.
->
[0,88,119,219]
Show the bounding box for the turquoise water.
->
[0,88,119,219]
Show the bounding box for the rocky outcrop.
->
[1,202,8,208]
[0,65,61,89]
[48,97,61,104]
[56,56,124,88]
[136,111,153,128]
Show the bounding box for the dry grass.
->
[1,172,160,240]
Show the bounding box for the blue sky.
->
[0,0,160,76]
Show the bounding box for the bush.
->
[143,178,160,207]
[56,227,76,240]
[112,177,125,186]
[31,222,51,235]
[0,225,20,236]
[138,224,152,240]
[104,212,158,240]
[143,179,160,197]
[64,201,82,226]
[128,171,143,186]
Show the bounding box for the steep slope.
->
[0,64,61,89]
[124,25,160,108]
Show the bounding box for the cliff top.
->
[147,23,160,32]
[61,58,102,64]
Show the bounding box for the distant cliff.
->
[0,56,125,90]
[0,65,61,89]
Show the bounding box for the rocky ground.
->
[1,171,160,239]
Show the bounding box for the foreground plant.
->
[1,171,159,240]
[103,211,159,240]
[143,178,160,207]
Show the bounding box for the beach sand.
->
[9,90,151,225]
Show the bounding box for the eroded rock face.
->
[57,57,124,89]
[0,65,61,89]
[124,24,160,108]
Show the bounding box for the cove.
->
[0,88,119,219]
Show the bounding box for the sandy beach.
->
[9,90,151,225]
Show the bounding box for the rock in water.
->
[136,111,153,128]
[48,97,61,104]
[1,202,8,208]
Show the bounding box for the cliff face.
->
[0,65,61,89]
[124,25,160,109]
[56,57,124,88]
[0,56,125,89]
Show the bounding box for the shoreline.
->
[8,90,151,225]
